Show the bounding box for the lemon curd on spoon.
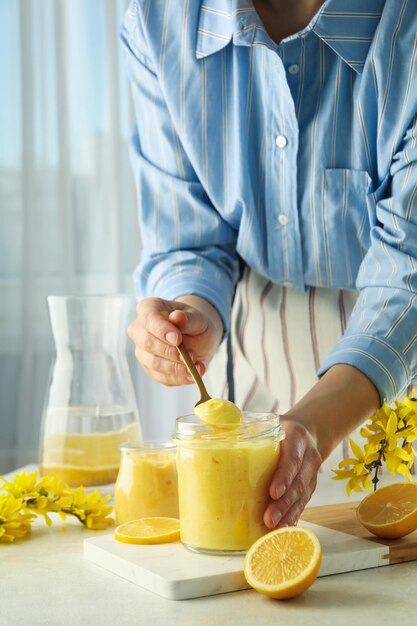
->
[194,397,243,426]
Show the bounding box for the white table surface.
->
[2,466,417,626]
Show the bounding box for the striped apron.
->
[205,265,358,473]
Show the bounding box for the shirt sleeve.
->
[120,4,240,335]
[318,115,417,403]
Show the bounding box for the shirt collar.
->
[311,0,385,73]
[195,1,260,60]
[196,0,385,73]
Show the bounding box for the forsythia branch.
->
[0,470,114,543]
[332,391,417,495]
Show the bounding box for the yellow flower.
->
[1,470,74,526]
[332,438,373,494]
[0,494,34,543]
[1,469,114,541]
[61,487,114,530]
[1,469,40,499]
[385,444,414,479]
[332,391,417,494]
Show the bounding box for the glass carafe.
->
[39,295,141,487]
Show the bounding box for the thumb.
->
[168,308,208,337]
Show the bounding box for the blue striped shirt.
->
[121,0,417,403]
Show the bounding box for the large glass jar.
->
[115,441,179,524]
[172,412,285,555]
[39,295,141,487]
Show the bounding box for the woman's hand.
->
[264,420,322,529]
[264,364,381,528]
[127,295,223,386]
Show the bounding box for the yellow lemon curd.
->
[115,446,179,524]
[175,405,282,553]
[40,421,139,486]
[194,397,242,426]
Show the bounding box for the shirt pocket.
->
[323,168,372,286]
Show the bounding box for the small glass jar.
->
[114,441,179,524]
[172,412,285,555]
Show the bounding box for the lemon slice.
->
[243,526,322,599]
[114,517,180,545]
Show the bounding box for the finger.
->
[141,360,196,387]
[278,477,317,527]
[168,308,209,337]
[132,325,188,363]
[269,426,309,500]
[128,321,181,368]
[264,470,311,529]
[130,312,181,347]
[264,449,320,529]
[129,321,204,371]
[265,474,318,529]
[133,326,206,376]
[273,483,314,528]
[136,300,184,346]
[135,340,205,381]
[139,348,190,381]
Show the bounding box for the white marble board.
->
[83,521,389,601]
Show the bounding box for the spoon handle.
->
[176,343,211,404]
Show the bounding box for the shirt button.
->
[288,64,300,74]
[283,280,293,288]
[275,135,287,148]
[278,214,289,226]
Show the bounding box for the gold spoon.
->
[176,343,211,406]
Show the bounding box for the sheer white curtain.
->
[0,0,194,473]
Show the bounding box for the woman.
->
[124,0,417,528]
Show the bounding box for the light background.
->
[0,0,195,473]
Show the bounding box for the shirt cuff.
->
[318,333,411,404]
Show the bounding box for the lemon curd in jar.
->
[115,441,179,524]
[173,412,285,555]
